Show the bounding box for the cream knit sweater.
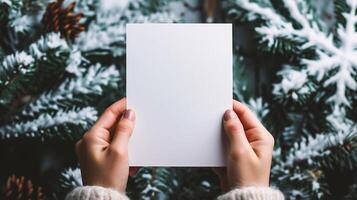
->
[66,186,284,200]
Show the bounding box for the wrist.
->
[229,180,269,189]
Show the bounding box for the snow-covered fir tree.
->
[224,0,357,199]
[0,0,356,199]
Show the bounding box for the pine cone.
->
[2,175,45,200]
[42,0,85,41]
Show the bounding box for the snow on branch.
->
[0,107,97,139]
[232,0,357,107]
[20,64,120,117]
[273,166,326,199]
[272,112,355,196]
[0,0,22,22]
[0,33,71,107]
[75,1,178,56]
[0,33,69,89]
[29,33,69,59]
[273,66,315,102]
[60,167,82,189]
[281,120,356,168]
[0,51,35,88]
[247,97,269,120]
[133,168,174,199]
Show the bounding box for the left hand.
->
[75,98,136,192]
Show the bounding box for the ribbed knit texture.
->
[65,186,284,200]
[65,186,129,200]
[217,187,284,200]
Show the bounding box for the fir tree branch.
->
[228,0,357,107]
[0,0,22,23]
[76,0,178,57]
[272,164,328,199]
[0,51,35,89]
[272,119,356,198]
[273,66,316,103]
[0,33,70,110]
[278,121,356,169]
[0,107,97,140]
[130,168,175,199]
[18,63,120,118]
[60,167,83,189]
[247,97,269,120]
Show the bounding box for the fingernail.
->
[124,109,135,121]
[224,110,237,121]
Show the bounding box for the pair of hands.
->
[76,98,274,193]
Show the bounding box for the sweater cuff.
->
[65,186,129,200]
[217,187,284,200]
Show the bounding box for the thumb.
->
[223,110,252,155]
[111,109,135,151]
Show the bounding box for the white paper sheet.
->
[127,24,232,166]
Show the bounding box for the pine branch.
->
[18,63,120,119]
[272,163,329,199]
[60,167,82,189]
[76,0,179,58]
[280,121,356,169]
[0,0,43,52]
[129,0,181,14]
[0,33,70,111]
[0,51,35,89]
[0,0,22,23]
[226,0,357,107]
[333,0,349,28]
[272,121,356,198]
[247,97,269,120]
[344,183,357,200]
[272,66,316,104]
[74,0,100,18]
[129,168,175,199]
[232,54,250,101]
[224,0,274,22]
[0,107,97,140]
[172,168,221,199]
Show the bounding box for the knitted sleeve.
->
[65,186,129,200]
[217,187,284,200]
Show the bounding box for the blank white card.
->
[127,24,232,166]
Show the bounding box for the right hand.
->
[214,100,275,190]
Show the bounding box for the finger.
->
[248,130,275,159]
[223,109,251,150]
[223,109,257,161]
[111,109,136,150]
[92,98,126,131]
[233,100,264,131]
[233,101,273,159]
[129,167,140,176]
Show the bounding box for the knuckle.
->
[225,121,240,133]
[117,121,133,133]
[106,107,117,116]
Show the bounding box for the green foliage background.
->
[0,0,356,199]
